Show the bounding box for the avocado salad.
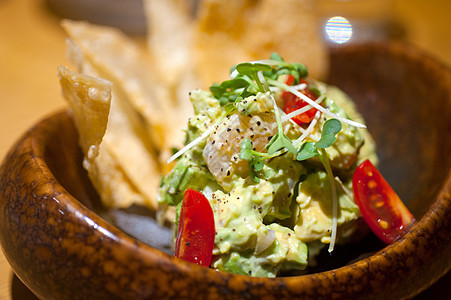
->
[159,53,378,278]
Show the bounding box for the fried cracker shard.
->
[57,66,111,164]
[59,21,165,210]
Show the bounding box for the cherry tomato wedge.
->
[352,160,415,244]
[281,74,318,125]
[175,188,215,266]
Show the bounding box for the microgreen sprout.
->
[296,118,342,160]
[296,118,342,253]
[239,138,281,183]
[235,62,273,92]
[210,52,308,107]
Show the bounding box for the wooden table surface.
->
[1,0,450,299]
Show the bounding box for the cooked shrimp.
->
[203,112,277,190]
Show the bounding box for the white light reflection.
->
[76,210,120,242]
[325,16,353,44]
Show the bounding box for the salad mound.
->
[159,53,378,277]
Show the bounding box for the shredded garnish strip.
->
[293,110,322,146]
[167,122,216,164]
[272,82,366,129]
[281,94,326,123]
[269,83,307,93]
[328,174,339,253]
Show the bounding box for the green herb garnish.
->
[296,118,342,160]
[209,52,308,107]
[239,138,281,183]
[236,62,273,91]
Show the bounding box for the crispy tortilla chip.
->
[89,144,145,209]
[60,21,166,209]
[63,19,193,162]
[144,0,198,156]
[193,0,256,85]
[57,66,111,163]
[61,19,170,153]
[145,0,197,88]
[58,65,159,209]
[193,0,328,84]
[98,87,162,209]
[244,0,328,79]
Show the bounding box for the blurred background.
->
[0,0,450,298]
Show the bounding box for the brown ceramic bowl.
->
[1,42,450,299]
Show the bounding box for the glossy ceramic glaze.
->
[0,43,450,299]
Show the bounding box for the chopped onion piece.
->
[255,229,276,254]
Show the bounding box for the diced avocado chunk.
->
[294,171,360,243]
[190,89,223,118]
[213,224,307,277]
[318,97,364,170]
[263,155,307,221]
[159,154,221,206]
[213,250,277,277]
[234,92,273,115]
[268,224,308,271]
[210,179,274,253]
